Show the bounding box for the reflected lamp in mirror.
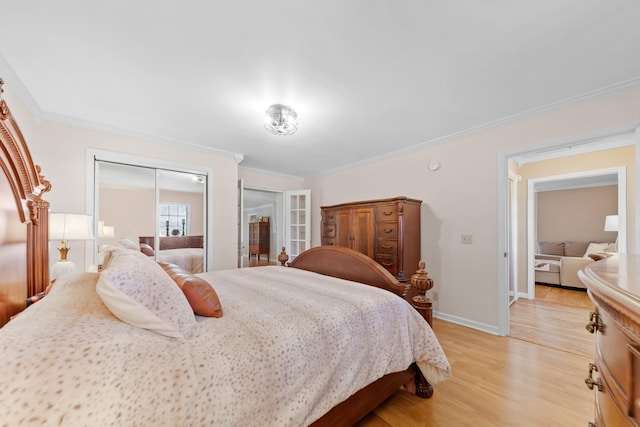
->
[49,213,95,279]
[98,221,115,238]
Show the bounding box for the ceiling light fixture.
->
[264,104,298,136]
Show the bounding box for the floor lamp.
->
[49,213,95,279]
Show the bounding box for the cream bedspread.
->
[0,266,450,426]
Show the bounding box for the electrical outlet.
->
[461,234,473,244]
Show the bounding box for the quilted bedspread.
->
[0,266,450,426]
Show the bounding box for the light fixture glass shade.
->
[264,104,298,136]
[49,213,95,241]
[604,215,619,232]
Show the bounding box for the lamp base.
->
[51,260,76,280]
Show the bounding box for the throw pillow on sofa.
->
[538,241,564,256]
[564,241,590,257]
[583,242,612,258]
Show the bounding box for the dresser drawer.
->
[322,223,336,237]
[376,223,398,239]
[376,256,398,276]
[376,204,398,221]
[377,240,397,255]
[597,310,629,405]
[597,369,634,426]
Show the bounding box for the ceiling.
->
[1,1,639,178]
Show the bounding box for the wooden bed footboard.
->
[288,246,409,298]
[287,246,435,426]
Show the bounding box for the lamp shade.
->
[49,213,95,241]
[604,215,619,232]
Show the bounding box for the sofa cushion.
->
[534,259,560,273]
[564,241,590,257]
[538,241,564,256]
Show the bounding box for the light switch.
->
[461,235,473,244]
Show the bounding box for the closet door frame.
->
[86,148,213,270]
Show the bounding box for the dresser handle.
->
[383,211,393,216]
[381,262,392,267]
[383,228,393,233]
[381,244,393,249]
[586,311,604,333]
[585,363,603,392]
[327,228,333,232]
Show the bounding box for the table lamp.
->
[604,214,618,251]
[49,213,94,279]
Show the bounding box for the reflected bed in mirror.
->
[138,235,204,273]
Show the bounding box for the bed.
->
[0,77,451,426]
[139,235,205,273]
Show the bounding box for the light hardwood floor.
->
[357,286,595,426]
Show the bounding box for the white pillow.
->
[96,246,196,339]
[583,242,611,258]
[117,237,140,251]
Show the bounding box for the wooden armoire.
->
[249,221,270,263]
[320,197,421,282]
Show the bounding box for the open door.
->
[237,179,244,268]
[285,190,311,262]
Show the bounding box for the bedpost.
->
[277,246,289,266]
[410,260,434,326]
[410,260,435,398]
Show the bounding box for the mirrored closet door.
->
[95,160,207,273]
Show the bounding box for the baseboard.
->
[433,311,500,336]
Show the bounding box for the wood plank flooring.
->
[356,285,595,426]
[509,285,595,357]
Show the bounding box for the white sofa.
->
[534,241,615,289]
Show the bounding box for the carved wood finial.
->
[278,246,289,266]
[410,260,434,326]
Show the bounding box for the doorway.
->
[498,129,637,336]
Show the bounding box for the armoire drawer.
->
[322,237,336,246]
[322,210,337,223]
[377,240,397,255]
[376,223,398,239]
[376,204,398,221]
[322,223,336,237]
[376,256,398,276]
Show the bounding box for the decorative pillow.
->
[564,241,589,258]
[140,243,155,257]
[538,241,564,256]
[96,247,196,339]
[583,242,611,258]
[117,237,139,251]
[159,262,223,318]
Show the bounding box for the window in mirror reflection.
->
[160,203,189,236]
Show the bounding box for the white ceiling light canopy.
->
[264,104,298,136]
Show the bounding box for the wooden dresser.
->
[579,255,640,426]
[320,197,421,282]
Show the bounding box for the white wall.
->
[4,86,240,273]
[305,86,640,332]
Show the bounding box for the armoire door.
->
[351,207,375,258]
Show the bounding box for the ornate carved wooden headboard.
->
[0,77,52,326]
